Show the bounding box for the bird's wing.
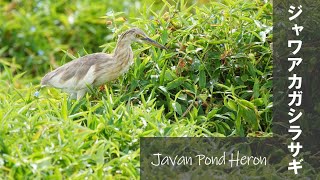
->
[41,53,113,91]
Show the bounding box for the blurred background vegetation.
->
[0,0,275,178]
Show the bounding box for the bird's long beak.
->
[142,37,167,50]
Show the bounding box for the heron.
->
[40,28,166,100]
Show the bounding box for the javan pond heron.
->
[40,28,166,100]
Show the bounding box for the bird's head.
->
[119,28,167,50]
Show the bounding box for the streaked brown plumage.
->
[41,28,166,100]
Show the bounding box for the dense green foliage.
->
[0,0,273,178]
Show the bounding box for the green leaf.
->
[252,98,264,106]
[241,74,248,82]
[238,99,256,110]
[159,62,167,85]
[158,86,168,94]
[253,78,260,98]
[216,83,230,90]
[199,65,206,89]
[227,99,237,111]
[166,77,185,90]
[172,102,182,116]
[207,108,219,119]
[236,107,242,135]
[242,107,259,131]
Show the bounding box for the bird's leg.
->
[76,89,87,100]
[99,85,105,91]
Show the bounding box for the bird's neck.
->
[114,41,132,57]
[113,41,133,67]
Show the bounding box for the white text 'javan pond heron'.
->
[41,28,166,100]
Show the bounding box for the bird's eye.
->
[135,34,140,38]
